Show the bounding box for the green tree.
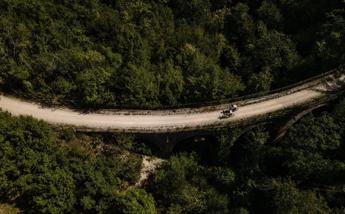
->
[24,169,76,214]
[313,9,345,68]
[0,111,143,213]
[270,180,330,214]
[118,63,159,106]
[149,154,207,213]
[284,114,341,153]
[247,67,273,92]
[158,61,184,105]
[252,23,299,77]
[111,189,156,214]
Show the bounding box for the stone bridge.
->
[0,67,344,154]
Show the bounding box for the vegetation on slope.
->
[1,95,345,213]
[0,0,344,107]
[1,0,345,213]
[147,96,345,213]
[0,112,156,213]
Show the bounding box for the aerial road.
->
[0,72,344,133]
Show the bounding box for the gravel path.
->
[0,74,344,133]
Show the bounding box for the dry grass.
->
[0,204,20,214]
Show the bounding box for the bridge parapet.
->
[0,67,344,134]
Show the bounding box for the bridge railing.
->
[105,65,345,110]
[6,65,344,111]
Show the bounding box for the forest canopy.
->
[1,95,345,213]
[0,0,344,107]
[1,1,345,213]
[0,111,157,213]
[146,95,345,213]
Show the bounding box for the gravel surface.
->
[0,74,344,133]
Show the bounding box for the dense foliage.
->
[0,111,156,214]
[1,99,345,213]
[0,0,344,107]
[147,96,345,213]
[1,0,345,213]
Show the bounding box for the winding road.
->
[0,72,344,133]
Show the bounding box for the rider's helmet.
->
[230,104,237,110]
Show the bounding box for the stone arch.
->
[272,103,329,143]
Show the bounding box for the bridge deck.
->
[0,72,344,133]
